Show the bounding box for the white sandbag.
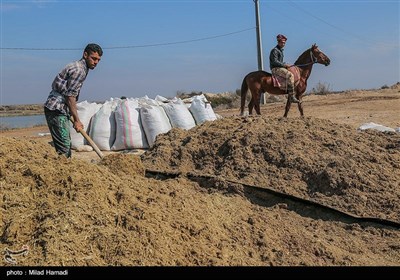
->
[357,122,395,133]
[189,95,217,125]
[181,97,194,109]
[89,99,120,151]
[138,95,162,106]
[140,105,172,147]
[161,99,196,130]
[76,145,93,152]
[155,95,170,103]
[395,127,400,133]
[111,99,149,150]
[70,101,102,150]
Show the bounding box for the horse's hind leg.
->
[255,94,261,115]
[248,98,254,115]
[298,100,304,117]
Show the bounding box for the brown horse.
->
[240,44,330,117]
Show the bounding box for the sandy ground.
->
[0,87,399,266]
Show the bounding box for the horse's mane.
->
[294,48,312,66]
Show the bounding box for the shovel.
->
[70,116,104,159]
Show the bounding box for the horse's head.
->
[311,44,330,66]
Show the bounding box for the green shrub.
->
[206,95,239,109]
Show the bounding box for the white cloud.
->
[0,4,23,12]
[1,0,57,12]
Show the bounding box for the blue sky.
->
[1,0,399,105]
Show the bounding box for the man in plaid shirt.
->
[44,43,103,157]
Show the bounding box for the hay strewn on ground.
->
[1,113,400,266]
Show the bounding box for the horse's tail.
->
[240,75,248,115]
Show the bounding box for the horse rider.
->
[269,34,300,103]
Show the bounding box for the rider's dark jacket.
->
[269,45,286,70]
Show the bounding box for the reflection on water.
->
[0,115,46,129]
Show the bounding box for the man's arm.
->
[66,96,83,132]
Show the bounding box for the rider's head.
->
[277,34,287,47]
[277,34,287,42]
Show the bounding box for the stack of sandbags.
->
[74,94,220,151]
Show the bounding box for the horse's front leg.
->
[298,99,304,117]
[283,98,292,117]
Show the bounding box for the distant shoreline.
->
[0,104,43,117]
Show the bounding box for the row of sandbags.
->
[70,94,218,151]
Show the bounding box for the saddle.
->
[271,67,300,91]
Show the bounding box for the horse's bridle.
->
[293,49,318,67]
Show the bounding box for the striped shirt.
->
[44,58,88,115]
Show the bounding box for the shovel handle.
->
[70,117,104,159]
